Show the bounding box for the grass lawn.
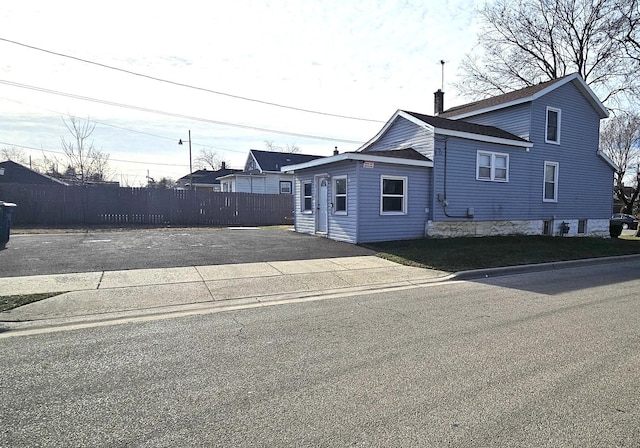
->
[0,292,63,313]
[365,234,640,272]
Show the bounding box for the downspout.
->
[437,136,473,219]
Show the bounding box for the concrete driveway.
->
[0,227,374,278]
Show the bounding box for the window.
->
[333,176,347,214]
[477,151,509,182]
[578,219,586,234]
[543,161,559,202]
[280,181,292,194]
[546,107,561,144]
[381,176,407,214]
[302,182,312,212]
[543,220,552,235]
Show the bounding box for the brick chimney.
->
[221,161,226,169]
[434,89,444,115]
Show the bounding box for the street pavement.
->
[2,227,639,334]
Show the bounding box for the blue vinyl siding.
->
[292,160,431,243]
[325,161,359,243]
[528,82,612,218]
[432,81,612,223]
[365,117,434,159]
[432,136,532,221]
[291,161,359,243]
[461,103,532,140]
[292,76,612,243]
[357,163,431,243]
[293,174,316,235]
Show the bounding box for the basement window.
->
[578,219,586,234]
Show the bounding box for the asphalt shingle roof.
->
[401,111,529,143]
[250,150,325,172]
[438,75,572,118]
[0,160,67,185]
[359,148,431,161]
[177,167,241,184]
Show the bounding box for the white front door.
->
[317,177,328,233]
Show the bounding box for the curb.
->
[451,254,640,280]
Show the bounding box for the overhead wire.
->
[0,79,365,144]
[0,141,190,167]
[0,96,249,155]
[0,37,385,124]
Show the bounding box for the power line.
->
[0,141,190,167]
[0,79,365,144]
[0,36,385,124]
[0,95,249,155]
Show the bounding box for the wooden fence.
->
[0,183,294,227]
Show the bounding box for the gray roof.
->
[0,160,68,186]
[401,111,530,143]
[438,74,575,118]
[177,167,242,184]
[360,148,431,161]
[250,150,325,172]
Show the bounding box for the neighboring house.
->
[218,150,325,194]
[175,162,242,191]
[282,73,615,243]
[0,160,68,186]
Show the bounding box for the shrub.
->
[609,221,623,238]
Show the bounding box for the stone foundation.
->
[425,219,611,238]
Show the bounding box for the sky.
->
[0,0,483,186]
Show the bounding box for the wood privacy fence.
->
[0,183,294,227]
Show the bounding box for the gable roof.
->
[439,73,608,120]
[359,110,533,152]
[249,150,325,172]
[0,160,68,185]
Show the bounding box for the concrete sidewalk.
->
[0,256,451,326]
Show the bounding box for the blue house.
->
[282,73,616,243]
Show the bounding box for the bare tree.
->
[456,0,640,107]
[60,115,111,183]
[0,146,29,165]
[264,140,300,153]
[195,148,228,170]
[147,176,176,189]
[600,112,640,215]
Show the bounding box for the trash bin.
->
[0,201,17,250]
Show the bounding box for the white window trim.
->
[333,175,347,215]
[279,180,292,194]
[545,106,561,145]
[380,175,408,215]
[476,151,509,182]
[301,181,313,213]
[543,161,559,202]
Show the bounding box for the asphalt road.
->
[2,260,638,447]
[0,227,373,277]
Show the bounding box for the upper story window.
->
[543,161,559,202]
[546,107,561,144]
[380,176,407,215]
[333,176,347,214]
[477,151,509,182]
[302,182,312,212]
